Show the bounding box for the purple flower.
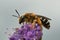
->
[9,23,43,40]
[9,37,15,40]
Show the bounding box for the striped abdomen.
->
[40,17,50,29]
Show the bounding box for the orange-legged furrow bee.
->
[12,9,51,30]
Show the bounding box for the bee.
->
[12,9,51,40]
[12,9,51,30]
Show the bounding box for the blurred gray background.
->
[0,0,60,40]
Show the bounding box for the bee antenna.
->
[15,9,20,17]
[12,15,18,18]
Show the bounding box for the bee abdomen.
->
[40,17,50,29]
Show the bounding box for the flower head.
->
[9,23,43,40]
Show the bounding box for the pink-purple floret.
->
[9,23,43,40]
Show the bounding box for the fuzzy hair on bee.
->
[12,9,51,30]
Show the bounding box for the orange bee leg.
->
[37,17,43,31]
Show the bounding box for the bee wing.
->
[36,15,51,29]
[36,15,51,20]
